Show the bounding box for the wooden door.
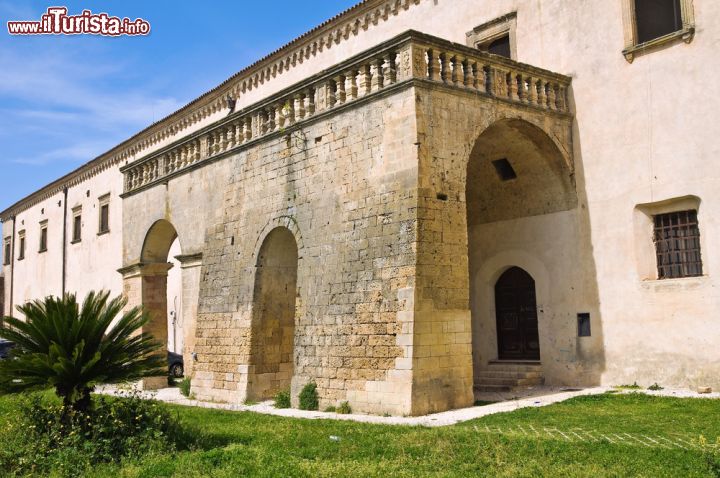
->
[495,267,540,360]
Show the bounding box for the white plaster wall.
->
[167,238,183,353]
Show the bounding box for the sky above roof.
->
[0,0,358,212]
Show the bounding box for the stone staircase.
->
[474,361,544,393]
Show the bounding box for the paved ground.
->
[96,384,719,428]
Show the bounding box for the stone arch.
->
[132,219,183,388]
[251,215,304,262]
[465,117,579,388]
[247,226,300,400]
[141,219,180,264]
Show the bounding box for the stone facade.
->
[3,0,720,415]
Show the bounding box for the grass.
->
[0,392,718,477]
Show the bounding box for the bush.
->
[179,378,192,398]
[324,405,337,413]
[298,382,319,411]
[336,401,352,414]
[274,389,291,409]
[0,391,190,477]
[648,383,664,391]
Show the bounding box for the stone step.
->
[475,376,543,387]
[485,361,543,372]
[476,370,544,379]
[474,384,513,393]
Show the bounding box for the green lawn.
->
[1,392,719,477]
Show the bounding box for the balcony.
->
[121,30,571,195]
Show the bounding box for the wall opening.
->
[494,267,540,360]
[248,227,299,400]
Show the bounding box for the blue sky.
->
[0,0,358,211]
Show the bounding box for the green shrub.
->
[0,291,165,414]
[298,381,319,411]
[179,378,192,397]
[274,389,291,409]
[324,405,337,413]
[648,383,664,391]
[336,401,352,414]
[0,391,190,477]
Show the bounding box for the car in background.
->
[0,340,15,359]
[168,351,184,378]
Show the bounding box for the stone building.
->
[2,0,719,415]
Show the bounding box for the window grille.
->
[653,209,702,279]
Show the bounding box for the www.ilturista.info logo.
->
[7,7,150,36]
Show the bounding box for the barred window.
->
[653,210,702,279]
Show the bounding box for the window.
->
[2,238,9,265]
[72,207,82,243]
[492,158,517,181]
[466,12,517,61]
[39,221,48,253]
[635,0,682,44]
[17,231,25,261]
[98,194,110,234]
[577,313,591,337]
[653,210,702,279]
[622,0,694,62]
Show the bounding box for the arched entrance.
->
[494,267,540,360]
[247,227,299,400]
[466,118,576,388]
[136,219,181,388]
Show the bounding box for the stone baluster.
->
[234,121,242,147]
[271,105,280,131]
[284,100,295,126]
[200,134,209,158]
[335,75,347,104]
[451,55,462,86]
[508,72,519,101]
[345,70,358,101]
[383,53,396,85]
[439,52,449,83]
[537,79,548,109]
[226,125,234,150]
[306,88,316,116]
[371,58,384,91]
[528,77,538,106]
[358,64,372,96]
[547,83,557,111]
[244,118,253,142]
[294,94,305,122]
[462,59,472,88]
[327,80,338,107]
[427,50,438,81]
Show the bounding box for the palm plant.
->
[0,291,166,413]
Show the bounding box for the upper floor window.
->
[17,231,25,261]
[653,210,702,279]
[622,0,694,62]
[39,221,48,253]
[72,207,82,243]
[98,194,110,235]
[2,237,10,265]
[635,0,682,44]
[467,12,517,61]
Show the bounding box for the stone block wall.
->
[192,86,420,414]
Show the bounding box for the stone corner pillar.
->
[119,261,174,391]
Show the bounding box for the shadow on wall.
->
[465,100,605,387]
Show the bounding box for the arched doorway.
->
[138,219,182,387]
[494,267,539,360]
[248,227,299,400]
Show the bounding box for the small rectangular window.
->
[18,232,25,261]
[577,313,591,337]
[2,238,10,266]
[484,35,511,58]
[72,212,82,243]
[653,209,702,279]
[39,222,48,252]
[98,194,110,234]
[635,0,682,44]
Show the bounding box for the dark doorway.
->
[495,267,540,360]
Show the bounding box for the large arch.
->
[132,219,182,389]
[466,118,580,391]
[247,226,299,400]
